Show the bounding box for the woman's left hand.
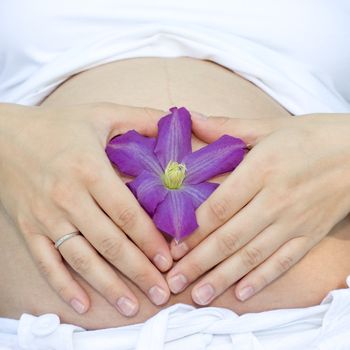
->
[166,113,350,305]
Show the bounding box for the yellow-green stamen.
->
[163,161,186,189]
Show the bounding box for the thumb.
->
[101,104,167,140]
[191,112,290,147]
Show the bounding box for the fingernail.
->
[168,274,188,293]
[171,241,189,260]
[116,297,138,316]
[193,283,215,305]
[70,298,86,314]
[237,286,254,301]
[191,111,208,121]
[148,285,168,305]
[153,254,170,271]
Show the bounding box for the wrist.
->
[300,113,350,195]
[302,113,350,147]
[0,104,36,161]
[0,103,38,138]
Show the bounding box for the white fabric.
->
[1,277,350,349]
[0,0,350,114]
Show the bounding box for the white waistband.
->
[1,278,350,350]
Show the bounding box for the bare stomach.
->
[1,57,350,330]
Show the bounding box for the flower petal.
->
[154,107,192,169]
[183,135,246,184]
[153,190,198,241]
[106,130,163,177]
[181,182,219,209]
[127,171,168,215]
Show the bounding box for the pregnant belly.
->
[1,57,349,330]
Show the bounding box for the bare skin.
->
[1,57,349,329]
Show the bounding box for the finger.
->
[170,153,262,260]
[235,237,312,301]
[166,192,273,293]
[58,234,141,317]
[190,113,291,146]
[88,159,173,272]
[120,106,167,137]
[90,103,166,140]
[65,191,170,306]
[29,234,90,314]
[190,224,287,305]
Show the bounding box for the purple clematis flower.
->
[106,107,246,241]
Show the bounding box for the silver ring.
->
[54,231,81,249]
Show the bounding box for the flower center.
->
[163,161,186,189]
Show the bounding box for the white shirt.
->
[0,0,349,114]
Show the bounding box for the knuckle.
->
[30,200,61,230]
[208,197,230,223]
[56,284,71,299]
[81,165,100,185]
[277,255,294,273]
[218,231,241,256]
[248,275,272,293]
[254,274,270,289]
[257,156,281,182]
[49,180,75,208]
[186,261,206,277]
[99,237,124,262]
[16,214,38,237]
[115,207,137,231]
[36,260,52,279]
[102,283,121,299]
[131,271,153,287]
[250,151,270,172]
[71,154,100,184]
[263,186,290,216]
[30,199,48,223]
[69,253,91,274]
[215,116,231,127]
[136,239,154,257]
[211,270,230,290]
[241,247,263,269]
[272,186,289,205]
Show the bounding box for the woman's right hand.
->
[0,102,173,317]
